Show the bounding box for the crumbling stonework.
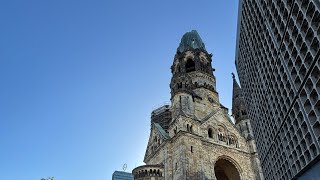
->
[133,30,264,180]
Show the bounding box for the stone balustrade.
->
[132,164,164,180]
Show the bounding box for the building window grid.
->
[237,0,320,179]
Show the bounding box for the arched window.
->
[242,110,247,115]
[186,59,195,73]
[208,128,213,138]
[186,124,193,133]
[217,126,226,142]
[229,136,234,145]
[218,132,223,141]
[228,135,238,147]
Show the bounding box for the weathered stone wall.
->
[143,105,263,180]
[136,31,264,180]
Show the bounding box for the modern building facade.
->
[235,0,320,179]
[132,30,264,180]
[112,171,134,180]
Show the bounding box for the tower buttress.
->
[232,73,253,139]
[232,73,249,123]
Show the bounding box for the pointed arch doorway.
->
[214,158,241,180]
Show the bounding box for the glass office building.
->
[112,171,134,180]
[235,0,320,179]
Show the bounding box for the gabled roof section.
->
[154,123,169,139]
[177,30,206,53]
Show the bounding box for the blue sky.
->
[0,0,239,179]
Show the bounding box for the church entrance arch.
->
[214,158,241,180]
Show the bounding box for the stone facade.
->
[133,30,264,180]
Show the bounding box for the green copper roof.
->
[177,30,206,53]
[154,123,169,139]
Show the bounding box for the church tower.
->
[232,74,264,180]
[132,30,263,180]
[170,30,219,121]
[232,73,252,139]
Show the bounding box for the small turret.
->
[231,73,264,180]
[231,73,252,139]
[232,73,248,124]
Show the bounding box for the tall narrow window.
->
[191,146,193,153]
[186,59,195,73]
[208,128,213,138]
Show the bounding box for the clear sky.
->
[0,0,239,179]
